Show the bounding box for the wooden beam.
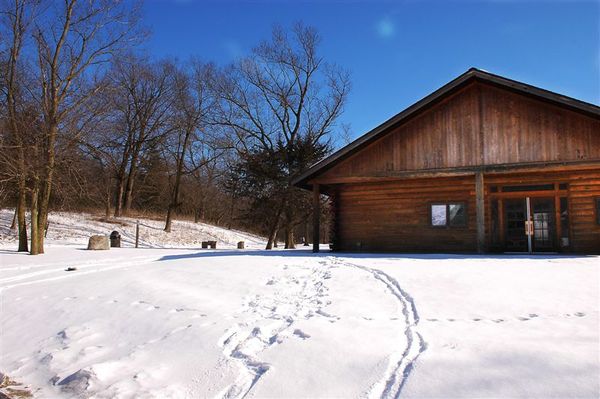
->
[476,172,486,253]
[489,190,568,199]
[554,194,562,252]
[309,161,600,187]
[313,184,320,253]
[498,198,505,248]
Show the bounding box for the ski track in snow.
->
[0,254,161,291]
[325,256,427,399]
[216,264,332,399]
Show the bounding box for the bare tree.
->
[107,57,174,217]
[164,61,217,232]
[21,0,141,254]
[215,23,350,249]
[0,0,37,252]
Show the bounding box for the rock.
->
[57,369,94,395]
[87,235,109,250]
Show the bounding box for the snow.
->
[0,209,266,250]
[1,212,599,398]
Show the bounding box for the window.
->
[431,205,447,226]
[596,198,600,225]
[430,203,467,227]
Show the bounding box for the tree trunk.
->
[114,175,125,217]
[265,211,282,250]
[123,149,140,215]
[105,184,111,219]
[30,184,40,255]
[6,0,28,252]
[10,207,17,230]
[303,219,310,246]
[267,226,279,250]
[123,168,135,215]
[36,120,59,255]
[284,227,295,249]
[164,206,174,233]
[16,189,28,252]
[283,207,295,249]
[15,133,28,251]
[114,139,132,217]
[228,194,236,230]
[165,129,192,232]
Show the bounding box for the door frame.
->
[489,183,568,253]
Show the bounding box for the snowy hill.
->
[0,209,265,249]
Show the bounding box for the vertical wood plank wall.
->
[315,82,600,184]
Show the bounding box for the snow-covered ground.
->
[0,209,266,250]
[0,212,599,398]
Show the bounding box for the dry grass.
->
[0,374,33,399]
[90,216,131,226]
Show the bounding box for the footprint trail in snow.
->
[216,264,332,399]
[216,256,426,399]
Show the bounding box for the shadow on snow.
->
[156,248,593,262]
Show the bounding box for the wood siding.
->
[315,82,600,184]
[483,169,600,254]
[481,85,600,164]
[333,176,478,252]
[331,169,600,253]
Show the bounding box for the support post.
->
[475,172,485,254]
[312,184,320,253]
[135,221,140,249]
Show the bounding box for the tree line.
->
[0,0,350,254]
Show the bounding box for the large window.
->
[596,198,600,225]
[430,203,467,227]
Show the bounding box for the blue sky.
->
[142,0,600,142]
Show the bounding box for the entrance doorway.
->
[503,197,556,253]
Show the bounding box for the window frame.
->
[429,202,468,228]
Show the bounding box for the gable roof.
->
[293,68,600,189]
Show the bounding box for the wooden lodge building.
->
[294,68,600,254]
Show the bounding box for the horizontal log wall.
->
[334,176,477,252]
[566,171,600,253]
[332,169,600,253]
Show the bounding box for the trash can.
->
[109,231,121,248]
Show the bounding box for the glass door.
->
[531,198,556,252]
[504,199,528,252]
[503,197,557,253]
